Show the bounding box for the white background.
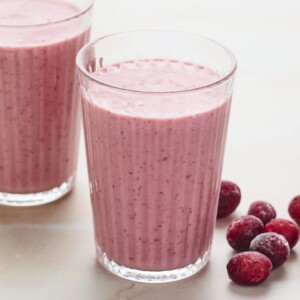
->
[1,0,300,299]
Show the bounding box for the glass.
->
[77,31,237,283]
[0,0,94,206]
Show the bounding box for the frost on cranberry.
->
[226,215,264,251]
[247,201,276,225]
[217,180,241,218]
[250,232,290,268]
[288,196,300,226]
[265,218,300,249]
[226,251,272,286]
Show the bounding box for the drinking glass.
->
[77,31,237,283]
[0,0,94,206]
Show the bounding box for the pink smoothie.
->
[82,59,231,271]
[0,0,90,194]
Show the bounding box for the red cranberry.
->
[226,251,272,286]
[226,215,264,251]
[265,218,300,249]
[288,196,300,226]
[250,232,290,268]
[247,201,276,225]
[217,181,241,218]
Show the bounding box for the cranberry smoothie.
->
[82,59,231,271]
[0,0,91,195]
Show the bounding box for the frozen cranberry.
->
[217,180,241,218]
[265,218,300,249]
[288,195,300,226]
[247,201,276,225]
[250,232,290,268]
[226,251,272,286]
[226,215,264,251]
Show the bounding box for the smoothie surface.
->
[0,0,80,26]
[93,59,220,93]
[89,59,224,118]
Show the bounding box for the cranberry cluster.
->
[217,181,300,286]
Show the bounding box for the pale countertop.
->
[1,0,300,299]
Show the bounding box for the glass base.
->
[0,176,75,207]
[96,246,210,283]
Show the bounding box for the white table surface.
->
[1,0,300,299]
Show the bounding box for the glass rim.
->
[0,0,94,29]
[76,30,238,95]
